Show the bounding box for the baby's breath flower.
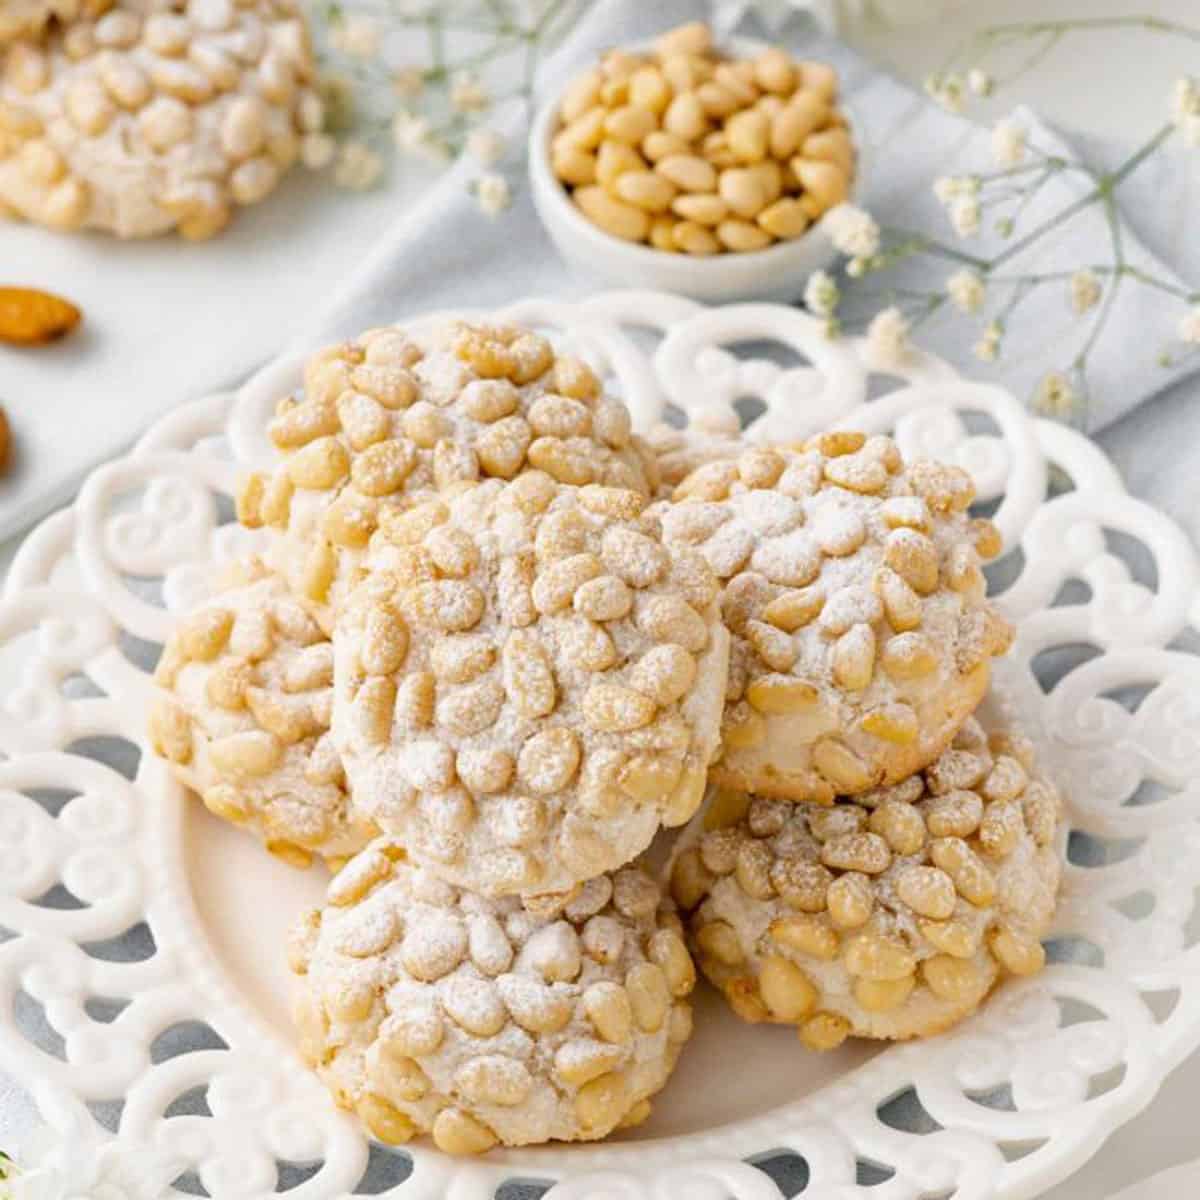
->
[865,306,912,368]
[974,320,1002,362]
[334,140,383,191]
[475,172,511,216]
[846,257,866,278]
[933,175,978,205]
[467,128,506,166]
[1033,370,1078,418]
[925,72,965,113]
[946,268,985,314]
[1070,269,1102,314]
[300,132,337,171]
[1170,78,1200,145]
[804,269,840,316]
[1179,306,1200,343]
[391,66,425,100]
[451,72,490,113]
[330,14,381,60]
[949,195,981,238]
[392,110,449,161]
[392,109,429,150]
[967,68,993,97]
[823,203,879,258]
[991,119,1026,167]
[1172,77,1200,123]
[821,316,842,340]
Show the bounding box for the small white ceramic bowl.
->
[529,36,860,305]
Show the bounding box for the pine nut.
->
[358,1095,416,1145]
[663,91,709,141]
[655,20,712,58]
[716,218,773,252]
[845,932,916,981]
[746,673,819,714]
[803,127,854,176]
[627,962,670,1032]
[670,847,715,911]
[604,103,657,145]
[812,737,874,791]
[629,65,671,114]
[673,219,721,254]
[695,920,743,965]
[855,975,915,1013]
[827,872,873,928]
[575,1071,628,1135]
[149,697,193,764]
[648,928,696,996]
[757,197,809,239]
[800,1011,850,1050]
[642,129,691,161]
[455,1055,532,1107]
[921,917,978,959]
[726,110,769,167]
[718,167,767,218]
[770,914,838,959]
[798,60,839,101]
[989,926,1045,975]
[755,48,797,94]
[922,955,983,1002]
[432,1108,497,1156]
[726,977,770,1022]
[596,139,645,188]
[881,632,939,680]
[614,169,676,212]
[554,145,596,186]
[656,153,717,193]
[561,68,602,123]
[793,157,848,216]
[770,91,827,158]
[760,955,818,1020]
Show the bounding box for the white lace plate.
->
[3,291,1199,1200]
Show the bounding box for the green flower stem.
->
[988,123,1174,270]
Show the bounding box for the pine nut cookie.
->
[239,319,659,630]
[672,718,1062,1046]
[1,0,111,43]
[647,421,744,496]
[332,474,730,902]
[0,0,322,238]
[291,849,696,1151]
[148,558,374,869]
[660,435,1013,802]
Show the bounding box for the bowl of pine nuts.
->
[529,21,859,303]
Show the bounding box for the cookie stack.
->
[148,316,1062,1154]
[0,0,322,237]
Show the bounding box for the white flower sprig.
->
[801,14,1200,423]
[308,0,585,211]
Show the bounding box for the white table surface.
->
[3,1,1199,1194]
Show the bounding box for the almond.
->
[0,287,81,346]
[0,407,9,475]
